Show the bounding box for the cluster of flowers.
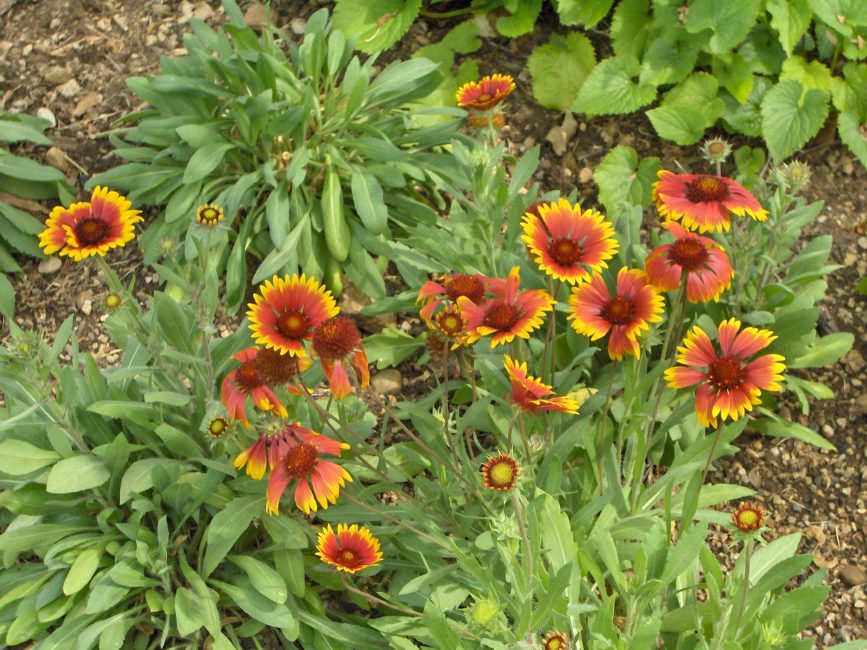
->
[418,171,787,446]
[221,273,385,572]
[36,190,382,574]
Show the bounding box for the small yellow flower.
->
[732,501,764,533]
[207,417,230,438]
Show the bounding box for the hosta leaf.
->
[685,0,760,54]
[528,32,596,111]
[611,0,651,58]
[809,0,867,36]
[556,0,615,28]
[830,63,867,117]
[761,80,830,162]
[838,111,867,167]
[333,0,422,54]
[573,55,656,115]
[780,56,833,93]
[647,73,726,144]
[593,146,661,214]
[767,0,813,55]
[496,0,542,37]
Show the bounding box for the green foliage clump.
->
[94,3,464,311]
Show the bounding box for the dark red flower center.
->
[254,347,300,384]
[313,316,361,361]
[667,237,709,271]
[547,237,584,265]
[235,360,263,390]
[74,218,110,246]
[600,296,635,325]
[707,355,744,390]
[685,176,730,203]
[444,274,485,304]
[275,309,310,339]
[283,442,318,479]
[484,303,518,331]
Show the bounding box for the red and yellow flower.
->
[521,198,618,284]
[732,501,764,533]
[664,318,786,427]
[458,267,555,347]
[504,355,579,414]
[263,426,351,515]
[456,74,516,110]
[653,170,767,233]
[38,186,142,261]
[312,316,370,399]
[221,347,288,428]
[542,631,570,650]
[568,268,664,360]
[644,221,734,303]
[417,273,488,326]
[247,274,339,356]
[316,524,383,574]
[481,453,519,491]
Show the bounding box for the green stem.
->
[597,363,617,495]
[511,491,534,590]
[342,492,452,552]
[419,6,474,19]
[731,539,753,641]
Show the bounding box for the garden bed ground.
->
[1,0,865,645]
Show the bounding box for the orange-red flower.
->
[262,425,351,515]
[221,347,288,428]
[504,355,579,414]
[458,267,555,348]
[521,198,618,284]
[316,524,382,574]
[456,74,516,110]
[568,268,664,360]
[417,273,488,326]
[644,221,733,303]
[312,316,370,399]
[653,170,767,233]
[481,453,519,491]
[38,186,142,261]
[247,274,339,356]
[664,318,786,427]
[542,631,570,650]
[732,501,764,533]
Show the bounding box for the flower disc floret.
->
[664,318,786,427]
[568,268,664,360]
[521,199,618,284]
[653,170,767,233]
[247,274,338,356]
[207,417,229,438]
[38,186,143,261]
[316,523,383,574]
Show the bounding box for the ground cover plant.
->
[0,2,864,649]
[332,0,867,169]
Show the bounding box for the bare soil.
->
[1,0,865,645]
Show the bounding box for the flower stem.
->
[731,539,753,641]
[597,363,617,494]
[342,492,452,552]
[511,491,534,589]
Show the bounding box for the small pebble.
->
[38,257,61,274]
